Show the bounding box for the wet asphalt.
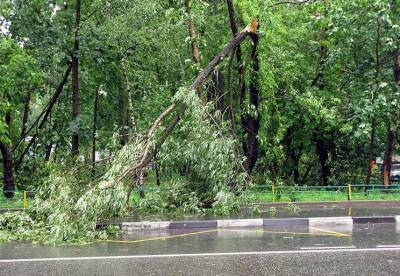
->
[1,223,400,275]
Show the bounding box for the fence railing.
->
[1,184,400,209]
[251,184,400,202]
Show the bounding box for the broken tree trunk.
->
[243,33,260,173]
[118,19,259,184]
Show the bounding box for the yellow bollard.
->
[23,191,27,209]
[347,184,352,201]
[272,185,275,202]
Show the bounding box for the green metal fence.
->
[251,184,400,202]
[1,184,400,209]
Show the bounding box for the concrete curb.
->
[309,217,353,227]
[96,215,400,232]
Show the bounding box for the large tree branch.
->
[117,19,259,183]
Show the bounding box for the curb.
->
[95,215,400,232]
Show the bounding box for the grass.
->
[251,188,400,202]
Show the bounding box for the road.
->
[1,223,400,275]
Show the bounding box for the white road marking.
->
[0,247,400,263]
[376,245,400,248]
[300,246,356,250]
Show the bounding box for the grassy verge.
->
[251,190,400,202]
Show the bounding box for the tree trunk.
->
[226,0,246,106]
[71,0,81,157]
[366,17,381,185]
[92,86,100,178]
[185,0,201,65]
[383,126,396,187]
[20,89,32,140]
[118,89,128,146]
[316,138,331,186]
[185,0,205,103]
[366,117,377,184]
[226,0,247,152]
[118,19,259,182]
[243,33,260,173]
[0,142,15,198]
[383,50,400,187]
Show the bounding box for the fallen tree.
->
[118,19,259,190]
[0,19,259,244]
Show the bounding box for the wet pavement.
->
[1,223,400,275]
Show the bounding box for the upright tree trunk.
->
[383,126,396,187]
[383,50,400,187]
[118,89,128,146]
[185,0,204,103]
[243,33,260,173]
[0,142,15,198]
[71,0,81,157]
[316,138,331,186]
[121,61,138,138]
[226,0,246,106]
[312,25,331,185]
[366,17,380,185]
[92,86,100,178]
[20,89,32,140]
[185,0,201,65]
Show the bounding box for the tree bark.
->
[316,138,331,186]
[20,89,32,140]
[0,142,15,198]
[226,0,247,146]
[366,17,380,185]
[118,19,259,182]
[184,0,205,103]
[118,89,128,146]
[383,126,396,187]
[92,86,100,178]
[71,0,81,157]
[15,64,72,168]
[383,50,400,187]
[243,33,260,173]
[185,0,201,65]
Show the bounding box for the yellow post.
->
[272,185,275,202]
[23,191,27,209]
[347,184,352,201]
